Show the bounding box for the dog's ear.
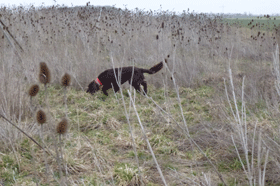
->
[93,82,101,90]
[86,81,97,94]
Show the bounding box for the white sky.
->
[0,0,279,15]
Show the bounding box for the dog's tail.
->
[142,62,163,74]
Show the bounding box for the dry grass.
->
[0,4,280,186]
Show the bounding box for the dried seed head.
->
[61,73,71,87]
[36,109,46,124]
[39,62,51,84]
[56,118,68,134]
[28,84,39,97]
[39,74,47,84]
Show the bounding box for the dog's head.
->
[86,80,101,95]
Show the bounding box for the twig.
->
[0,114,55,158]
[0,19,24,52]
[128,90,168,186]
[1,114,43,149]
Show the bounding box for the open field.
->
[224,17,280,30]
[1,5,280,185]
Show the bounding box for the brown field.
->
[1,5,280,185]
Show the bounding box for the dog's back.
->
[98,66,140,84]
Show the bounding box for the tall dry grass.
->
[0,5,278,110]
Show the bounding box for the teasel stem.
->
[36,109,49,175]
[156,34,159,62]
[30,96,33,113]
[56,118,68,184]
[28,84,39,115]
[40,124,49,175]
[53,134,63,184]
[63,86,68,118]
[60,118,69,182]
[57,134,63,183]
[30,144,39,186]
[38,62,51,131]
[61,73,71,118]
[60,73,71,183]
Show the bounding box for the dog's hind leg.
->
[141,81,148,95]
[112,84,120,93]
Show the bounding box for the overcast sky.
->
[0,0,279,15]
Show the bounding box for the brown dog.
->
[86,62,163,96]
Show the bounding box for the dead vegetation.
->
[0,4,280,186]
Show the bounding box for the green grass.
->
[218,157,246,172]
[0,155,20,185]
[224,17,280,30]
[128,150,152,161]
[1,83,276,185]
[114,162,138,183]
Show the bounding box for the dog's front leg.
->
[132,83,141,94]
[102,87,109,96]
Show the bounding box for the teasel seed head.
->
[56,118,68,134]
[39,62,51,84]
[28,84,39,97]
[61,73,71,87]
[36,109,46,124]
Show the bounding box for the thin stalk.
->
[111,56,143,185]
[0,114,46,153]
[128,90,168,186]
[63,86,68,118]
[58,134,63,184]
[40,124,49,175]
